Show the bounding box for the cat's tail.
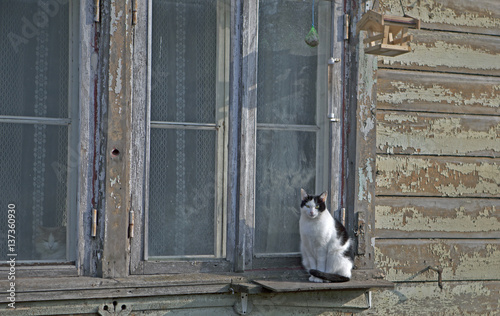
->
[309,269,350,282]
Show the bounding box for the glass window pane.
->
[151,0,217,123]
[0,124,70,261]
[0,0,76,262]
[148,129,216,257]
[257,0,319,126]
[256,0,328,255]
[255,130,316,254]
[0,0,70,118]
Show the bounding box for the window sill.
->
[0,269,393,304]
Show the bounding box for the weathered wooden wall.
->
[362,0,500,314]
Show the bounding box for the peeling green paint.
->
[375,204,500,234]
[382,0,500,30]
[377,113,500,156]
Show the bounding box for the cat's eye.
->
[315,205,320,209]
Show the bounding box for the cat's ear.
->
[319,191,328,203]
[300,188,308,201]
[35,225,44,235]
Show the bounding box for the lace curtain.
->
[255,0,324,254]
[148,0,218,257]
[0,0,72,261]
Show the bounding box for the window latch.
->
[328,114,340,122]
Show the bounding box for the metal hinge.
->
[344,14,350,40]
[233,293,252,315]
[129,210,135,238]
[94,0,100,23]
[91,208,98,237]
[132,0,138,25]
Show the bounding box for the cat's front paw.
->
[309,275,324,283]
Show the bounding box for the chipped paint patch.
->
[375,198,500,235]
[114,58,123,94]
[374,239,500,282]
[109,1,123,36]
[358,158,374,202]
[379,81,500,109]
[377,112,500,156]
[382,0,500,30]
[364,281,500,316]
[360,117,374,140]
[382,39,500,71]
[376,155,500,197]
[109,175,121,187]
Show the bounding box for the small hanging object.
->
[305,0,319,47]
[356,10,420,56]
[305,26,319,47]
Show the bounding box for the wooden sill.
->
[0,269,393,304]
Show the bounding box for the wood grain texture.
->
[101,0,134,278]
[379,0,500,36]
[376,111,500,157]
[360,281,500,316]
[377,29,500,76]
[375,197,500,238]
[374,239,500,282]
[346,30,379,269]
[377,69,500,115]
[376,155,500,197]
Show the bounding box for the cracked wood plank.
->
[376,155,500,197]
[375,197,500,238]
[360,281,500,316]
[376,111,500,157]
[377,69,500,115]
[377,30,500,76]
[374,239,500,282]
[378,0,500,36]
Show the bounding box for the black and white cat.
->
[299,189,353,282]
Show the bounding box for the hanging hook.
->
[426,266,443,290]
[398,0,406,16]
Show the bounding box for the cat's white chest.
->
[300,211,335,247]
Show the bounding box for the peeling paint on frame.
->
[358,158,374,203]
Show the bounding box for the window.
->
[131,0,342,274]
[254,0,331,258]
[0,0,389,306]
[0,0,80,264]
[146,0,229,260]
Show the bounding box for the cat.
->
[34,226,66,260]
[299,188,353,283]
